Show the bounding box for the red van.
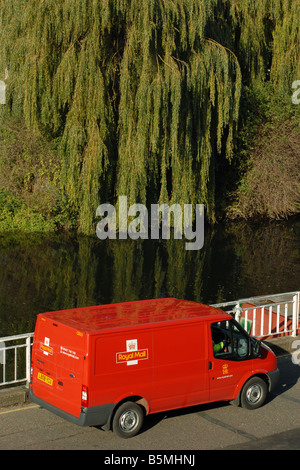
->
[29,298,279,438]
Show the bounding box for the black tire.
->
[112,401,144,438]
[240,376,267,410]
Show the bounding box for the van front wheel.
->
[112,402,144,438]
[241,377,267,410]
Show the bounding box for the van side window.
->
[211,320,250,360]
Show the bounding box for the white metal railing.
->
[212,291,300,339]
[0,333,33,388]
[0,291,299,390]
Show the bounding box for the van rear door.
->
[31,315,86,418]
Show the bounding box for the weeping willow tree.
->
[0,0,298,232]
[270,0,300,93]
[116,1,242,218]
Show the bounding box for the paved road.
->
[0,356,299,451]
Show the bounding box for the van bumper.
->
[266,368,280,393]
[29,387,115,427]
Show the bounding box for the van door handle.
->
[69,373,75,378]
[208,361,213,370]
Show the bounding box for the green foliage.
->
[271,0,300,93]
[227,83,300,220]
[0,190,57,231]
[0,118,62,231]
[0,0,299,231]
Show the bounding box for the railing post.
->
[25,335,32,388]
[233,303,242,322]
[292,293,300,337]
[0,340,6,385]
[0,340,5,365]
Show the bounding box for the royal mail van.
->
[29,298,279,438]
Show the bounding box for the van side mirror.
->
[252,339,261,358]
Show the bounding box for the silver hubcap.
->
[246,384,262,404]
[119,410,139,432]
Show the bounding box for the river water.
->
[0,217,299,337]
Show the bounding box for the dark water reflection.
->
[0,217,299,336]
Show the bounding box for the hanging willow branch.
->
[270,0,300,92]
[116,0,242,223]
[0,0,298,232]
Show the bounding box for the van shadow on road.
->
[140,400,231,435]
[270,355,300,400]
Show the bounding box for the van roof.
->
[39,298,230,333]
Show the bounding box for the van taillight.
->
[30,362,34,383]
[81,385,88,407]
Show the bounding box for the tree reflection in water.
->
[0,217,299,336]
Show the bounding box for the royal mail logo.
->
[222,364,229,375]
[116,339,148,366]
[117,349,148,363]
[40,337,53,355]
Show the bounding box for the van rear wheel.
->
[241,376,267,410]
[112,401,144,438]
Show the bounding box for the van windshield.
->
[211,319,250,360]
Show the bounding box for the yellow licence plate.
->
[37,372,53,386]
